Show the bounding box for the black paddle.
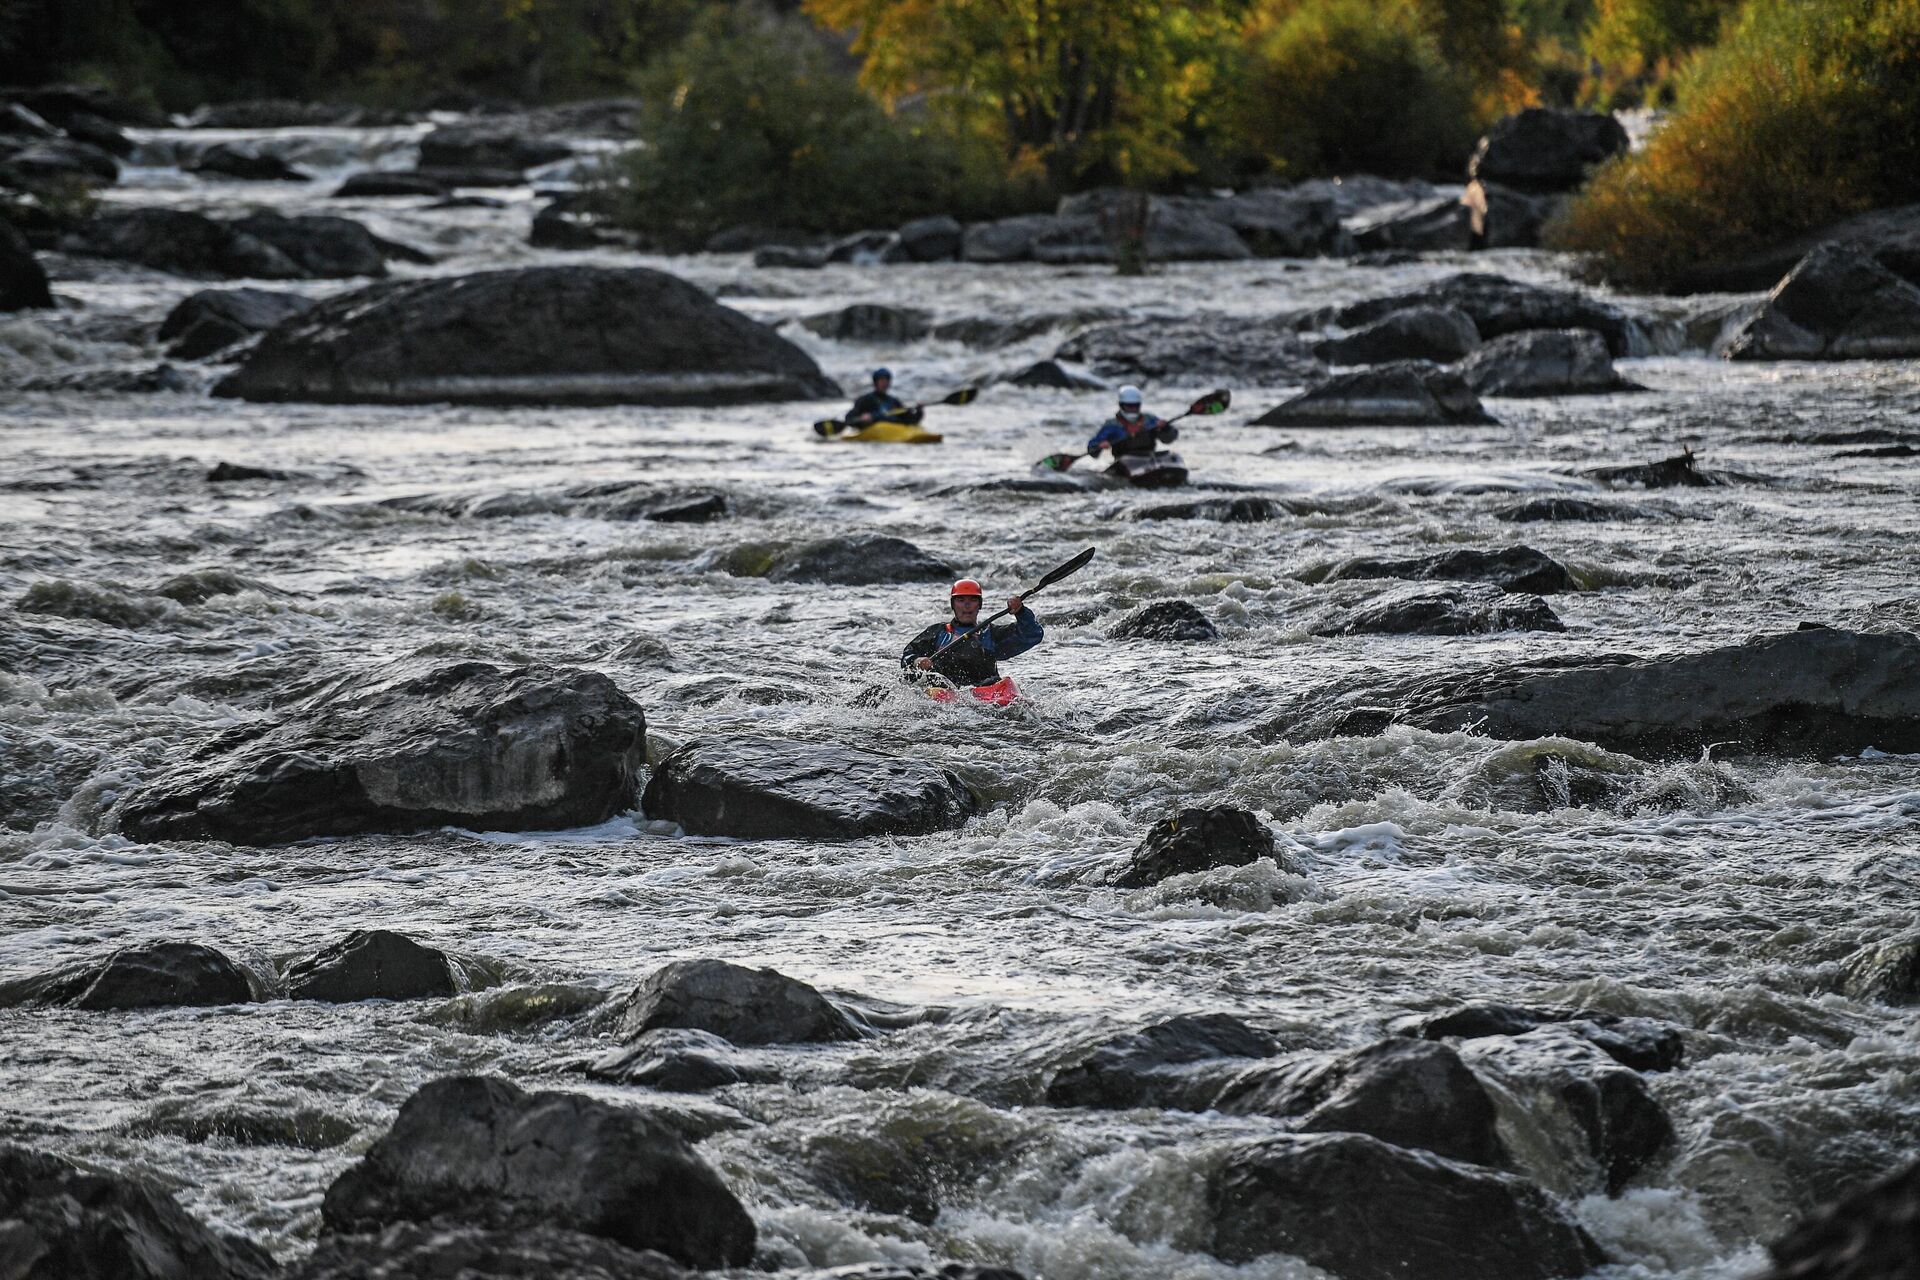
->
[1038,388,1231,471]
[814,386,979,437]
[920,546,1097,679]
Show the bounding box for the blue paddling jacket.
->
[1088,412,1176,458]
[900,607,1044,686]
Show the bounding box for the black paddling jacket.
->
[850,391,924,424]
[901,608,1044,686]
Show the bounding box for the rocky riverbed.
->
[3,109,1919,1280]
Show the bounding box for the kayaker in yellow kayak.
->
[849,368,924,427]
[901,578,1044,692]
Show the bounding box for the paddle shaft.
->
[1047,390,1228,470]
[927,547,1095,666]
[820,386,977,434]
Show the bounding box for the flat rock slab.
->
[643,736,979,839]
[0,940,258,1010]
[1056,316,1323,384]
[1254,361,1493,427]
[213,266,839,406]
[119,660,646,844]
[615,958,862,1045]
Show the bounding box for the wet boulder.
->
[1252,361,1494,427]
[1056,316,1323,384]
[826,229,905,264]
[762,534,953,585]
[0,940,258,1010]
[1194,189,1346,257]
[1403,1001,1685,1073]
[285,930,461,1002]
[753,244,828,269]
[1006,358,1106,390]
[1347,196,1472,253]
[615,958,862,1045]
[1725,244,1920,361]
[1314,307,1481,366]
[1469,109,1628,194]
[1206,1132,1605,1280]
[1459,1028,1674,1193]
[1466,181,1566,249]
[66,208,303,278]
[321,1075,755,1268]
[1109,600,1217,642]
[157,287,316,359]
[897,214,963,261]
[1319,272,1650,357]
[1752,1155,1920,1280]
[0,1144,277,1280]
[643,736,979,840]
[1457,329,1642,396]
[1135,496,1285,522]
[1,218,51,310]
[286,1222,688,1280]
[230,211,415,276]
[119,661,646,844]
[1838,934,1920,1004]
[1400,628,1920,759]
[1582,450,1722,488]
[1116,807,1277,889]
[1496,496,1652,522]
[1046,1013,1278,1110]
[800,303,933,343]
[1,137,120,185]
[214,266,839,406]
[189,143,310,182]
[417,122,572,172]
[1220,1039,1509,1168]
[962,214,1060,263]
[531,200,648,251]
[1320,584,1565,636]
[587,1028,781,1091]
[206,461,295,482]
[1309,546,1576,594]
[333,171,448,198]
[1050,191,1256,262]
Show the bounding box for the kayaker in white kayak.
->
[901,578,1044,688]
[849,368,924,427]
[1086,385,1178,461]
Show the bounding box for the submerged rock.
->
[1253,361,1494,427]
[285,930,460,1002]
[615,958,863,1045]
[1134,496,1286,522]
[189,143,310,182]
[1,219,52,310]
[1469,109,1628,194]
[1006,358,1106,390]
[1838,934,1920,1004]
[1320,584,1565,635]
[1582,450,1723,488]
[321,1075,755,1268]
[333,171,449,198]
[1318,272,1651,357]
[1116,807,1277,888]
[417,122,572,172]
[642,736,979,839]
[760,534,953,585]
[1109,600,1217,642]
[0,1144,277,1280]
[1405,1001,1685,1073]
[1056,316,1323,384]
[119,661,646,844]
[897,214,963,261]
[1457,329,1641,397]
[1347,196,1472,253]
[287,1222,688,1280]
[800,303,932,343]
[158,287,315,360]
[1311,546,1576,594]
[587,1028,781,1091]
[1496,496,1652,522]
[1314,306,1481,365]
[0,940,258,1010]
[1206,1132,1604,1280]
[214,267,838,406]
[1046,1013,1278,1110]
[1725,244,1920,361]
[1752,1155,1920,1280]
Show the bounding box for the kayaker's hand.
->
[1007,594,1024,615]
[1087,443,1102,457]
[914,657,933,670]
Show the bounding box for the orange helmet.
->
[950,578,983,598]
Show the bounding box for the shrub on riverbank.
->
[1552,0,1920,290]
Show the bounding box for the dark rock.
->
[1289,174,1440,216]
[1314,306,1480,365]
[0,1144,277,1280]
[1,218,51,310]
[963,204,1251,264]
[1838,444,1920,459]
[586,1028,780,1091]
[0,101,56,138]
[633,492,725,523]
[1753,1155,1920,1280]
[1115,807,1276,888]
[1458,329,1641,396]
[320,1075,754,1268]
[230,211,396,278]
[286,930,459,1002]
[1838,934,1920,1004]
[1669,200,1920,294]
[1006,358,1106,390]
[1135,497,1284,522]
[286,1221,689,1280]
[67,209,334,279]
[190,143,310,182]
[429,195,508,210]
[753,244,828,269]
[1056,316,1322,384]
[1496,497,1649,522]
[2,84,164,129]
[333,171,448,198]
[16,363,193,394]
[1,138,120,185]
[1347,196,1472,253]
[1311,546,1576,594]
[1466,181,1567,249]
[615,958,861,1045]
[961,215,1056,263]
[1195,189,1347,257]
[1460,1029,1674,1192]
[408,165,528,190]
[1321,584,1565,636]
[800,304,932,343]
[1207,1132,1605,1280]
[1581,449,1721,488]
[1469,109,1629,194]
[1253,362,1493,427]
[153,568,281,604]
[118,660,646,844]
[1725,244,1920,361]
[826,230,905,264]
[762,534,952,585]
[158,287,316,359]
[1400,628,1920,759]
[187,100,371,129]
[1320,272,1650,357]
[418,123,572,172]
[1219,1039,1509,1168]
[643,737,979,840]
[0,940,257,1010]
[897,214,963,261]
[214,266,839,406]
[60,110,133,158]
[530,202,647,251]
[704,224,816,253]
[1109,600,1216,642]
[1046,1013,1278,1110]
[206,461,294,482]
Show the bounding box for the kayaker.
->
[901,578,1044,687]
[849,368,924,426]
[1086,385,1177,459]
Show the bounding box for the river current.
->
[2,121,1917,1279]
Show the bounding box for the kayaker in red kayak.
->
[1086,385,1177,460]
[901,578,1044,691]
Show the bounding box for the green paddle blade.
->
[1037,452,1080,471]
[1190,389,1231,415]
[941,386,979,406]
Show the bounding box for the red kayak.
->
[928,677,1020,706]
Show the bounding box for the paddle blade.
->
[1189,389,1231,416]
[1037,452,1080,471]
[940,386,980,406]
[812,419,844,437]
[1033,545,1096,590]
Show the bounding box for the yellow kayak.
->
[836,421,943,444]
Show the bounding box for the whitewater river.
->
[2,121,1917,1279]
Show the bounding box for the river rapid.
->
[2,120,1918,1279]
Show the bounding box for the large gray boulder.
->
[897,214,962,261]
[1206,1132,1605,1280]
[157,287,315,359]
[1319,584,1565,636]
[320,1076,754,1269]
[962,214,1057,263]
[1458,329,1641,396]
[1317,272,1650,357]
[1839,933,1920,1004]
[1115,807,1277,888]
[1253,361,1493,427]
[615,958,862,1045]
[1057,316,1322,384]
[1308,546,1576,594]
[1194,189,1347,257]
[1400,628,1920,758]
[1403,1001,1685,1073]
[1469,109,1628,194]
[1049,192,1254,262]
[1724,244,1920,361]
[214,267,839,405]
[0,940,258,1010]
[1,137,120,185]
[1109,600,1216,642]
[1347,197,1472,253]
[1314,307,1480,365]
[1751,1156,1920,1280]
[285,930,461,1002]
[1046,1013,1278,1110]
[0,1145,277,1280]
[1,218,51,310]
[644,737,979,840]
[760,534,953,585]
[119,661,646,844]
[800,303,932,343]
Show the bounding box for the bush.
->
[1583,0,1741,105]
[1552,0,1920,290]
[1227,0,1482,179]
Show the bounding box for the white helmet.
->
[1117,385,1143,406]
